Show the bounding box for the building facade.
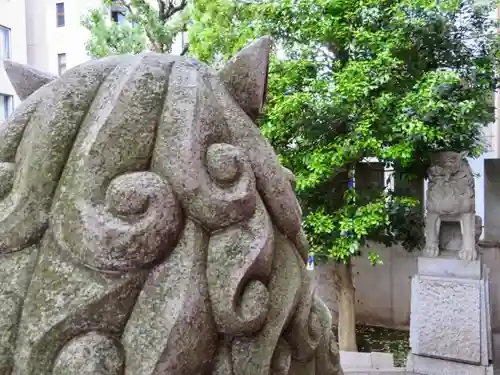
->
[0,0,27,120]
[24,0,186,76]
[25,0,102,75]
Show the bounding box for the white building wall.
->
[471,3,500,235]
[25,0,186,76]
[26,0,101,75]
[0,0,27,112]
[25,0,48,72]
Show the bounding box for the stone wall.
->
[315,242,500,331]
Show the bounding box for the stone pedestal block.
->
[407,256,493,374]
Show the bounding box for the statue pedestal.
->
[406,256,494,375]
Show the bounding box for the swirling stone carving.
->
[272,339,293,375]
[207,143,244,183]
[54,170,181,272]
[285,276,324,362]
[207,195,274,335]
[4,59,56,100]
[51,55,182,273]
[231,231,303,375]
[122,220,217,375]
[152,62,257,231]
[0,39,342,375]
[0,58,122,255]
[0,246,37,375]
[53,332,125,375]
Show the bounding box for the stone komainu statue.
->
[0,38,343,375]
[424,151,477,260]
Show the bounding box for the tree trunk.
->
[333,259,358,352]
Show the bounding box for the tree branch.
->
[157,0,167,22]
[166,0,188,19]
[115,0,186,54]
[180,42,189,56]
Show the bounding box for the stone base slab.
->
[417,256,482,280]
[406,354,493,375]
[340,351,395,370]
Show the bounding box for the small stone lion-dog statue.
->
[0,38,343,375]
[424,151,477,260]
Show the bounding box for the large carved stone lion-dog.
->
[0,38,343,375]
[424,151,477,260]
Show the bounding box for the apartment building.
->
[0,0,186,114]
[0,0,27,120]
[25,0,186,76]
[25,0,99,75]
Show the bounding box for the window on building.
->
[57,53,67,75]
[56,2,65,27]
[0,94,14,121]
[111,10,127,24]
[0,25,11,59]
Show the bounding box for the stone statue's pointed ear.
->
[3,60,57,100]
[219,36,272,121]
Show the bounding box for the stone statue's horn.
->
[219,36,272,121]
[4,60,57,101]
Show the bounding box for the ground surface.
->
[332,325,410,367]
[338,326,500,374]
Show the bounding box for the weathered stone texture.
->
[52,332,125,375]
[0,246,38,374]
[409,256,494,375]
[0,37,343,375]
[411,275,481,363]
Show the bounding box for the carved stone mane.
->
[426,151,475,215]
[0,38,342,375]
[427,152,475,215]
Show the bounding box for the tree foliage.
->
[81,0,190,58]
[189,0,500,263]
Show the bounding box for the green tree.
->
[188,0,500,351]
[81,0,190,58]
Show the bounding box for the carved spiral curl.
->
[53,171,182,272]
[155,60,259,232]
[207,194,274,335]
[230,231,304,375]
[207,143,242,183]
[271,339,292,375]
[285,282,324,362]
[316,333,343,375]
[182,142,257,230]
[53,332,124,375]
